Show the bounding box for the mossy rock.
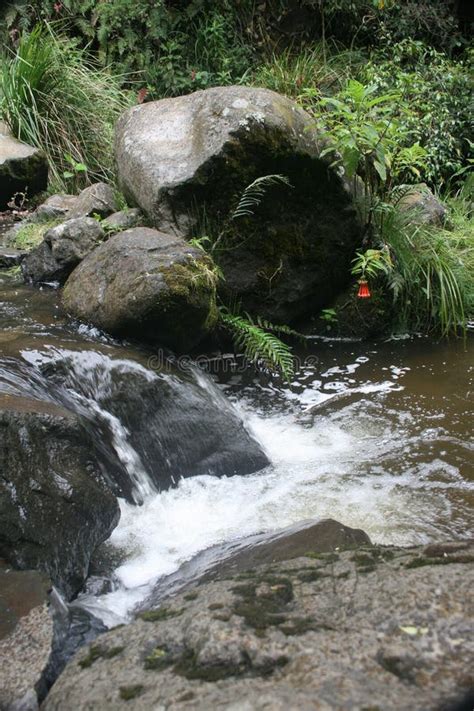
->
[61,227,218,352]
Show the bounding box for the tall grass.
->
[373,193,473,336]
[0,23,131,190]
[249,44,364,104]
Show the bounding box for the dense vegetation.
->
[0,0,472,371]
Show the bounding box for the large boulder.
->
[0,394,120,599]
[61,228,218,351]
[115,86,362,323]
[22,217,105,285]
[0,121,48,209]
[43,539,474,710]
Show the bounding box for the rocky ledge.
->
[44,538,474,710]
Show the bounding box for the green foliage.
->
[1,1,254,98]
[0,24,131,188]
[317,79,426,195]
[360,40,473,187]
[297,0,467,55]
[219,310,296,382]
[6,218,60,250]
[207,175,292,255]
[351,248,393,280]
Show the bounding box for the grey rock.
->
[45,217,104,265]
[144,518,372,608]
[0,568,52,711]
[43,539,474,711]
[34,194,79,222]
[0,247,25,268]
[398,184,447,227]
[0,122,48,210]
[61,227,218,352]
[33,183,117,224]
[68,182,117,219]
[102,208,143,235]
[0,394,120,599]
[22,217,104,285]
[115,86,362,323]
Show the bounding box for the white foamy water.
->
[76,362,472,626]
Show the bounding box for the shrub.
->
[359,40,472,187]
[1,1,254,98]
[0,23,131,189]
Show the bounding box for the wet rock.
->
[0,247,25,268]
[115,86,361,323]
[61,227,218,352]
[38,351,269,498]
[0,122,48,210]
[22,217,104,285]
[398,184,447,226]
[19,242,61,285]
[102,208,143,235]
[43,539,474,711]
[0,394,120,599]
[0,567,52,711]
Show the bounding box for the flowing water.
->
[1,274,473,627]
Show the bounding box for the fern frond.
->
[219,311,295,381]
[253,315,306,343]
[231,174,292,220]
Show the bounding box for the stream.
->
[1,273,473,629]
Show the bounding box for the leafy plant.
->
[351,248,393,281]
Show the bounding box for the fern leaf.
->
[219,311,295,381]
[231,174,292,220]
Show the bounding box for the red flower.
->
[137,87,148,104]
[357,280,371,299]
[53,2,62,13]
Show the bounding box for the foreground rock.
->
[0,394,120,599]
[145,518,371,605]
[22,217,105,284]
[115,86,361,323]
[44,539,474,710]
[62,228,218,351]
[0,567,52,711]
[0,121,48,209]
